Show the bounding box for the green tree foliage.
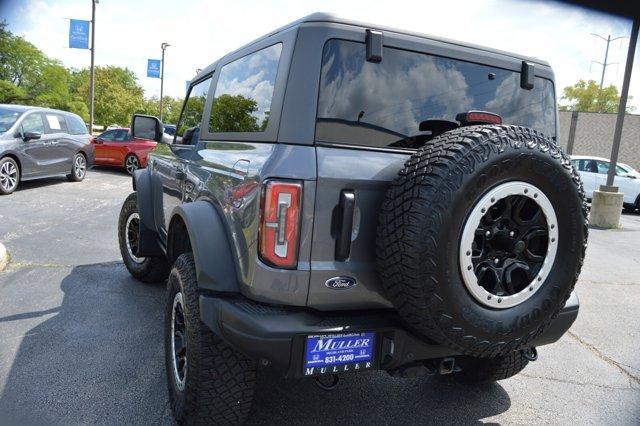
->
[137,95,183,124]
[559,79,634,113]
[71,66,144,125]
[209,94,260,132]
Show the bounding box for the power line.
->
[591,33,627,89]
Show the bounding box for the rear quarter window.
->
[67,114,89,135]
[316,39,556,149]
[209,43,282,133]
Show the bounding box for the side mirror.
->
[624,173,637,179]
[130,114,163,143]
[23,131,41,141]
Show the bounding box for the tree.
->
[559,79,634,113]
[209,94,260,132]
[71,66,145,126]
[137,95,183,124]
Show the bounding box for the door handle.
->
[334,190,355,261]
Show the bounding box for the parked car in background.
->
[91,128,156,174]
[0,104,94,195]
[106,124,120,130]
[163,124,176,136]
[571,155,640,211]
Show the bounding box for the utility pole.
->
[159,42,170,122]
[89,0,97,134]
[604,18,638,189]
[591,33,626,89]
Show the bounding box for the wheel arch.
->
[132,168,164,257]
[169,200,240,293]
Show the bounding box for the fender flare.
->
[170,201,239,293]
[132,168,164,257]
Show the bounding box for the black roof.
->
[193,12,549,81]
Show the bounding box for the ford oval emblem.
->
[325,276,357,290]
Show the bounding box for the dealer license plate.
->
[303,332,376,376]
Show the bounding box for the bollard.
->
[589,189,624,229]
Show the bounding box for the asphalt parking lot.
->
[0,168,639,425]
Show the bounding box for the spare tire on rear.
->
[376,125,588,358]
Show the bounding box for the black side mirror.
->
[23,131,41,141]
[131,114,163,143]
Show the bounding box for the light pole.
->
[159,42,170,121]
[89,0,98,134]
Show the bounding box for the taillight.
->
[259,180,302,269]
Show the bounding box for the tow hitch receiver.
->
[439,357,457,375]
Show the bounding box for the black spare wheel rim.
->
[460,181,558,309]
[376,125,588,358]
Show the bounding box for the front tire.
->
[67,153,87,182]
[0,157,20,195]
[166,253,256,425]
[118,192,169,283]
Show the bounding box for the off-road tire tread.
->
[377,125,588,358]
[118,192,169,283]
[452,351,530,383]
[167,253,256,425]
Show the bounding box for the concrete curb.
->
[0,242,7,272]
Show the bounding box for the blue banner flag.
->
[147,59,161,78]
[69,19,90,49]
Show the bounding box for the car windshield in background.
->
[316,39,556,149]
[0,107,24,133]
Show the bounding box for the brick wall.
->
[558,111,640,169]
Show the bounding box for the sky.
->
[1,0,638,110]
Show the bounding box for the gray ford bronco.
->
[118,13,587,424]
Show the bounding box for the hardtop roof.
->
[192,12,550,81]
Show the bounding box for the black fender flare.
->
[169,201,239,293]
[132,168,164,257]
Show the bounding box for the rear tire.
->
[451,351,530,383]
[166,253,256,425]
[125,154,139,175]
[0,157,20,195]
[67,152,87,182]
[118,192,169,283]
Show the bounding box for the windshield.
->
[0,107,23,134]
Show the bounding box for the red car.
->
[91,128,157,174]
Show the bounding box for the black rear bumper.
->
[200,292,579,378]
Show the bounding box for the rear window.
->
[316,39,556,149]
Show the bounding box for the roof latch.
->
[521,61,535,90]
[366,29,383,63]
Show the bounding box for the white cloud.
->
[2,0,638,113]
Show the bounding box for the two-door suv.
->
[118,14,587,424]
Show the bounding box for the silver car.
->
[0,104,94,195]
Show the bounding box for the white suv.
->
[571,155,640,211]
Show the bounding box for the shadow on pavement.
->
[0,262,511,424]
[247,369,510,425]
[0,262,170,424]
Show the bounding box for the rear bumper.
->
[200,292,579,378]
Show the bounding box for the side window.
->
[175,77,212,145]
[209,43,282,133]
[571,160,579,170]
[596,161,609,175]
[67,114,88,135]
[99,130,116,141]
[45,114,68,134]
[580,160,597,173]
[21,113,45,134]
[615,165,627,176]
[114,129,129,141]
